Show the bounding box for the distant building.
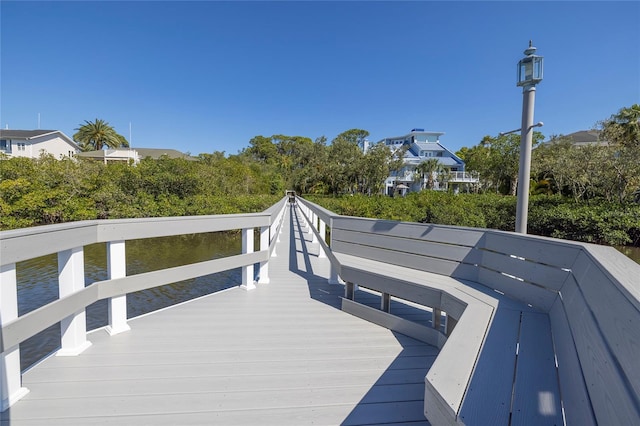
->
[376,129,478,196]
[542,130,608,147]
[76,148,194,164]
[0,129,79,159]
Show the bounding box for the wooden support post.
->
[0,264,29,411]
[241,227,256,291]
[310,212,318,243]
[446,315,458,336]
[57,247,92,356]
[345,282,355,300]
[433,308,442,331]
[318,219,327,258]
[258,225,270,284]
[106,241,130,336]
[381,293,391,313]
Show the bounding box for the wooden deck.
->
[2,206,439,425]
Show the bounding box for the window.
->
[0,139,11,152]
[17,142,26,151]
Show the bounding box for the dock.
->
[2,206,437,425]
[1,196,639,425]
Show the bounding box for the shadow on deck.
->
[288,206,438,425]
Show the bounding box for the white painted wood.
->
[561,275,640,424]
[5,206,438,424]
[548,295,597,426]
[570,251,640,399]
[0,222,97,265]
[310,212,318,243]
[56,248,91,356]
[241,227,255,291]
[458,307,520,425]
[425,301,494,422]
[332,240,470,279]
[318,219,327,258]
[511,312,563,426]
[342,298,446,349]
[106,241,130,336]
[476,267,557,311]
[480,249,569,291]
[0,264,29,410]
[481,231,582,270]
[258,225,270,284]
[334,228,480,264]
[331,216,485,247]
[581,243,640,306]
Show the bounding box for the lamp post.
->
[515,41,543,234]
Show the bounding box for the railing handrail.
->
[0,197,289,410]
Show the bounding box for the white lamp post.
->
[515,41,543,234]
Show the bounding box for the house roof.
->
[135,148,194,160]
[543,130,609,147]
[1,129,61,139]
[77,147,194,161]
[565,130,602,144]
[0,129,80,149]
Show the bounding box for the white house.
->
[0,129,79,159]
[377,128,478,195]
[76,148,194,164]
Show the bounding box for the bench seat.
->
[334,251,563,426]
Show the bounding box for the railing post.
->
[258,226,270,284]
[318,219,327,258]
[106,241,130,336]
[345,282,355,300]
[0,264,29,411]
[57,247,91,356]
[433,308,442,331]
[310,212,318,243]
[381,293,391,312]
[241,227,256,291]
[328,222,342,285]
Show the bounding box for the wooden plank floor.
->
[2,206,438,425]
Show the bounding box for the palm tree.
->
[73,119,129,151]
[414,158,444,190]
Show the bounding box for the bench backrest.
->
[330,214,640,424]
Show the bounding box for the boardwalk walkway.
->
[2,206,438,425]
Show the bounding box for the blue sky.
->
[2,1,639,156]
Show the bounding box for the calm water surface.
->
[18,232,242,370]
[616,246,640,264]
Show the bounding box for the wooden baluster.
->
[57,247,92,356]
[0,264,29,410]
[106,241,130,335]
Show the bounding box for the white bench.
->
[323,214,640,426]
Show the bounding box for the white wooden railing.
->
[295,196,640,426]
[0,197,288,410]
[2,194,638,425]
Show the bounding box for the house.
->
[76,148,194,164]
[376,128,478,195]
[545,130,609,146]
[0,129,79,159]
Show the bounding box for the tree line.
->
[1,105,638,245]
[457,104,640,203]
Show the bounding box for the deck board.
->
[2,206,437,425]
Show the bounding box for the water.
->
[616,245,640,264]
[17,232,242,371]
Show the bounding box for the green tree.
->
[327,129,367,195]
[599,104,640,148]
[462,132,544,195]
[73,119,129,151]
